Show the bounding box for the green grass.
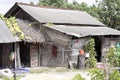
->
[30,67,52,73]
[30,67,70,73]
[0,77,20,80]
[53,67,69,73]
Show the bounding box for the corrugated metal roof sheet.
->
[17,4,104,26]
[17,19,45,43]
[0,19,20,43]
[47,25,120,37]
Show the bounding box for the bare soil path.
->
[19,67,91,80]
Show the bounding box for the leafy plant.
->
[96,0,120,29]
[0,76,20,80]
[90,68,120,80]
[107,47,120,67]
[109,70,120,80]
[72,73,85,80]
[0,15,31,40]
[90,68,105,80]
[83,38,97,68]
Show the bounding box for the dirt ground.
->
[19,67,91,80]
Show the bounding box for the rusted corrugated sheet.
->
[47,25,120,37]
[0,19,20,43]
[15,3,104,26]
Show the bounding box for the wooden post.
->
[14,43,21,80]
[38,43,41,66]
[45,45,48,67]
[30,44,39,67]
[14,43,21,69]
[62,47,65,64]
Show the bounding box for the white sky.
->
[0,0,97,15]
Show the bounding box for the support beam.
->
[15,43,21,69]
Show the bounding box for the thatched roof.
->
[17,19,71,45]
[17,19,45,43]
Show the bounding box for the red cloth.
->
[52,45,57,57]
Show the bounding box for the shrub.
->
[109,70,120,80]
[107,47,120,67]
[89,68,105,80]
[72,73,85,80]
[83,38,97,68]
[90,68,120,80]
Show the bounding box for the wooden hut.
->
[0,18,20,68]
[16,19,71,67]
[4,2,120,68]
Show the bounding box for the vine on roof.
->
[0,15,31,40]
[43,22,54,27]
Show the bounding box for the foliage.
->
[72,73,85,80]
[109,70,120,80]
[67,2,89,11]
[38,0,68,8]
[87,5,101,21]
[1,77,20,80]
[90,69,120,80]
[107,47,120,67]
[90,68,105,80]
[83,38,97,68]
[37,0,90,11]
[0,15,31,40]
[30,1,34,5]
[96,0,120,29]
[7,17,25,39]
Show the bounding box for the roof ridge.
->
[16,2,40,7]
[16,2,83,11]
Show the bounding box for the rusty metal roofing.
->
[0,19,20,43]
[17,19,45,43]
[15,3,105,26]
[46,25,120,37]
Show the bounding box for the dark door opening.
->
[0,44,13,68]
[20,42,30,67]
[94,37,102,62]
[0,44,3,68]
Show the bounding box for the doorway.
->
[0,43,13,68]
[94,37,102,62]
[20,42,30,67]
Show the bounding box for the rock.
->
[0,69,14,78]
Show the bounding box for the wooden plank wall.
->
[41,43,71,67]
[101,38,119,62]
[30,44,39,67]
[1,43,13,68]
[40,44,48,66]
[0,44,3,67]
